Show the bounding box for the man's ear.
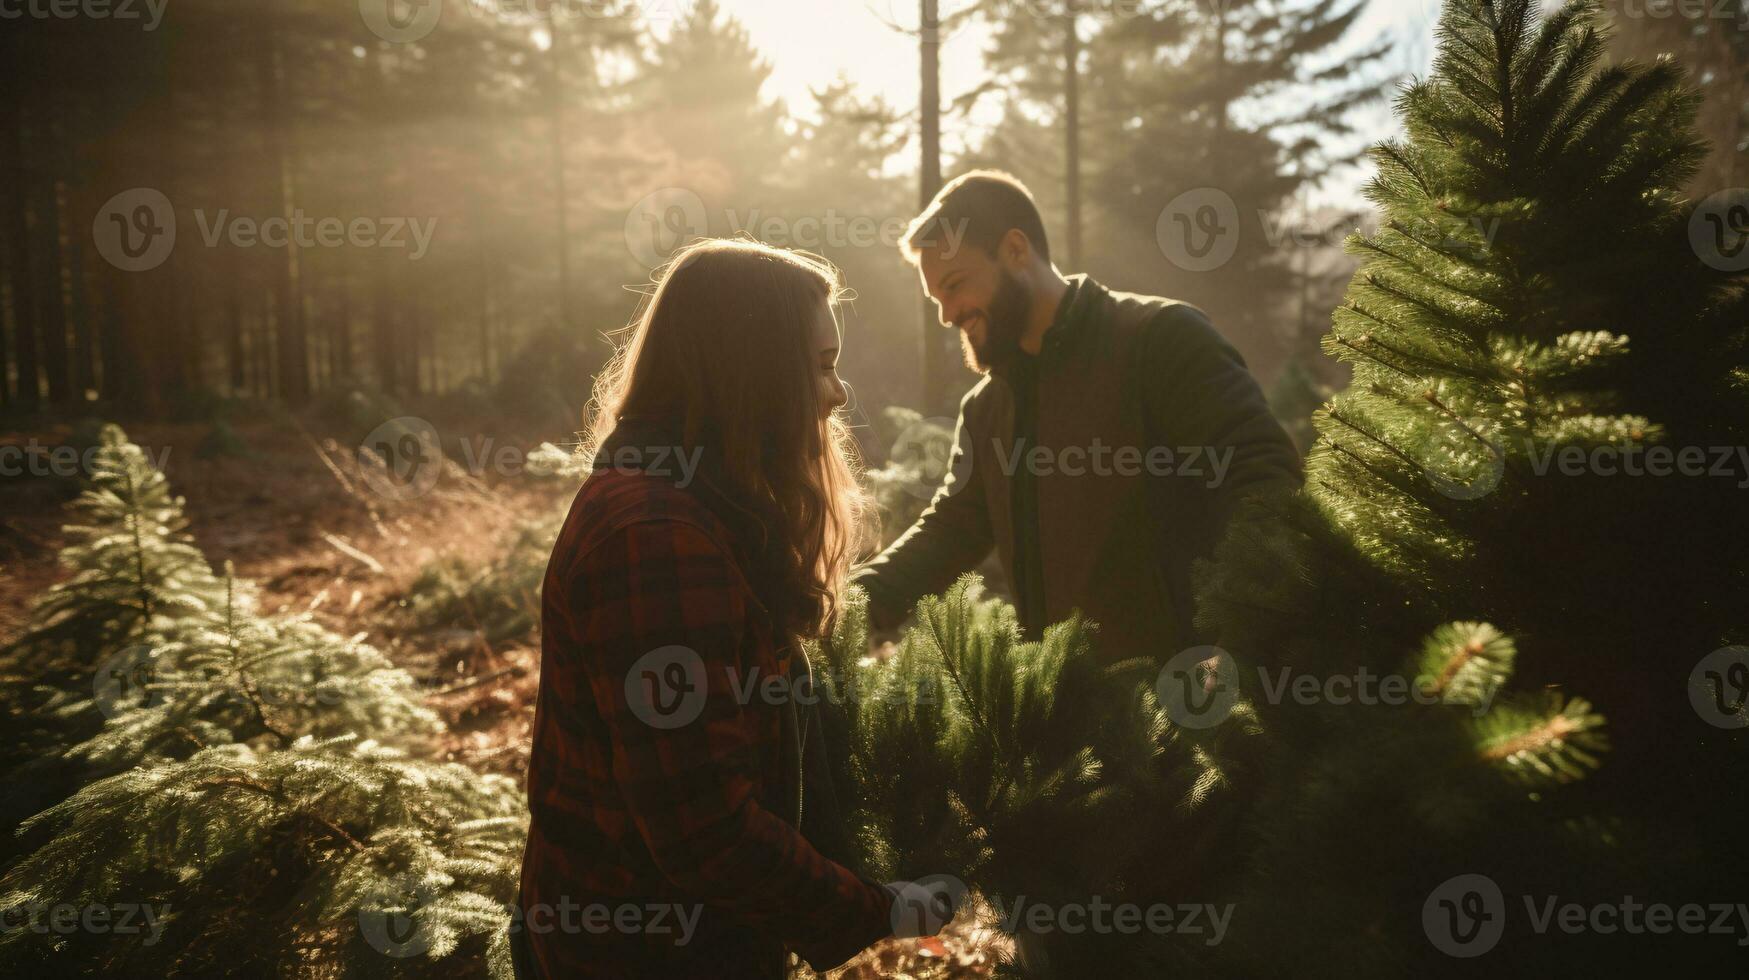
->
[999,228,1032,269]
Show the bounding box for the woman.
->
[513,239,952,978]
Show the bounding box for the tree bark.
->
[920,0,948,416]
[258,14,308,404]
[6,94,40,409]
[1063,7,1082,270]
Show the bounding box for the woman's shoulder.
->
[551,469,742,577]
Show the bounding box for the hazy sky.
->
[710,0,1445,207]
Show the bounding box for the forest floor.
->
[0,415,1004,979]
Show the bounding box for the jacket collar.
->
[592,412,786,625]
[989,273,1101,380]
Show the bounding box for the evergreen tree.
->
[61,569,441,772]
[630,0,789,210]
[1,427,526,977]
[828,1,1749,974]
[1189,0,1749,968]
[4,425,226,677]
[1085,0,1390,373]
[0,736,522,976]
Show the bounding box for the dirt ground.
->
[0,416,1006,978]
[1,417,567,777]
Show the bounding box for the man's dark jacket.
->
[851,274,1302,662]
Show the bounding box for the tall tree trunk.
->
[335,278,354,381]
[919,0,949,416]
[257,295,275,399]
[478,270,492,386]
[66,181,95,400]
[33,169,72,405]
[6,98,40,410]
[373,270,398,393]
[548,8,573,331]
[368,47,401,395]
[258,16,308,405]
[226,270,245,393]
[1062,7,1081,270]
[406,305,424,396]
[471,189,492,385]
[1212,2,1229,148]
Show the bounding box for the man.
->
[851,171,1302,662]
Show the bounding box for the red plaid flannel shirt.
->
[517,468,895,978]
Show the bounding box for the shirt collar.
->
[991,273,1098,379]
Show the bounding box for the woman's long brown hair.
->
[582,238,876,645]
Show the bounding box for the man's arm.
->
[1139,303,1304,526]
[851,393,996,631]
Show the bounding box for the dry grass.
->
[0,416,1007,978]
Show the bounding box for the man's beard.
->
[960,268,1031,372]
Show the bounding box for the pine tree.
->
[2,424,231,835]
[61,569,441,772]
[812,578,1256,976]
[828,1,1749,974]
[3,424,226,676]
[1081,0,1389,355]
[1,427,527,977]
[1186,0,1747,969]
[630,0,789,210]
[0,736,523,976]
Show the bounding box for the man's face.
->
[918,242,1032,373]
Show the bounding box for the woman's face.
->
[812,301,848,420]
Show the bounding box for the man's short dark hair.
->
[901,170,1051,264]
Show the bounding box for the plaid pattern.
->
[518,468,894,978]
